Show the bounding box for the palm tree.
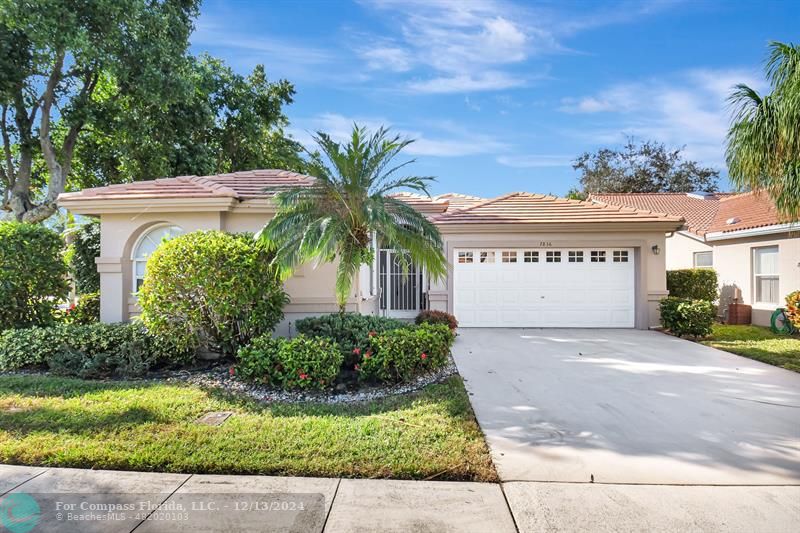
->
[726,41,800,219]
[259,124,447,312]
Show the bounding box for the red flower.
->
[229,366,235,376]
[368,331,377,337]
[299,373,308,380]
[354,364,360,371]
[353,347,361,355]
[364,350,372,359]
[420,353,428,360]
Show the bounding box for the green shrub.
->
[361,323,455,383]
[236,334,342,390]
[62,292,100,325]
[295,313,408,367]
[659,297,716,338]
[0,222,69,330]
[415,310,458,330]
[67,220,100,294]
[138,231,289,356]
[667,269,719,301]
[0,322,192,374]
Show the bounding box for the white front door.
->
[379,249,424,319]
[453,248,635,328]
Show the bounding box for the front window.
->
[132,225,183,291]
[753,246,779,305]
[693,251,713,268]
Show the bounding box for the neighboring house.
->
[590,192,800,327]
[58,169,683,333]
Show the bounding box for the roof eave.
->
[57,196,239,215]
[704,222,799,241]
[435,220,685,234]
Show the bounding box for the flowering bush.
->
[235,334,342,390]
[659,297,716,338]
[786,291,800,329]
[415,310,458,330]
[61,292,100,325]
[360,323,455,383]
[294,313,407,368]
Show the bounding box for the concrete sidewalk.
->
[2,465,799,532]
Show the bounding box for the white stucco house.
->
[58,169,685,334]
[591,192,800,327]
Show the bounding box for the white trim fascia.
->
[675,230,707,243]
[704,222,799,241]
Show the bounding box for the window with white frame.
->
[753,246,779,305]
[523,250,539,263]
[693,251,713,268]
[457,251,473,264]
[132,225,184,291]
[480,251,495,263]
[501,251,517,263]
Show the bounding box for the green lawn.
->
[703,324,800,372]
[0,375,496,482]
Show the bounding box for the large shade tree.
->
[0,1,306,222]
[727,41,800,219]
[571,138,719,196]
[0,0,199,222]
[259,125,447,312]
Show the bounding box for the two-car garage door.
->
[453,248,635,328]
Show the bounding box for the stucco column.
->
[96,257,124,323]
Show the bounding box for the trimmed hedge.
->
[294,313,408,368]
[68,220,101,294]
[236,334,342,390]
[667,269,719,301]
[61,292,100,325]
[0,221,69,330]
[415,310,458,330]
[659,297,716,338]
[0,322,192,376]
[361,323,455,383]
[138,231,288,356]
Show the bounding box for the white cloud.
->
[558,68,766,166]
[496,154,574,168]
[361,46,414,72]
[290,113,508,157]
[408,72,526,94]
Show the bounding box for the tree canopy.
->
[727,41,800,220]
[0,0,306,222]
[572,138,719,195]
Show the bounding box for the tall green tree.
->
[572,138,719,194]
[70,56,307,190]
[259,125,447,312]
[727,41,800,219]
[0,0,199,222]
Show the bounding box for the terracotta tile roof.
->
[388,192,449,213]
[434,192,485,211]
[707,192,786,234]
[58,169,316,202]
[589,192,791,236]
[433,192,684,226]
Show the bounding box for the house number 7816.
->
[538,241,553,247]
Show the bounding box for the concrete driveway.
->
[453,328,800,485]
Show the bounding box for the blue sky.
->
[190,0,797,198]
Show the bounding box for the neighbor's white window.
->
[753,246,779,305]
[693,251,713,268]
[132,225,184,291]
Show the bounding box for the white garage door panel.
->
[453,248,635,328]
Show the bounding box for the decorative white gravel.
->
[2,357,460,405]
[166,355,459,404]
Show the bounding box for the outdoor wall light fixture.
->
[651,244,661,255]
